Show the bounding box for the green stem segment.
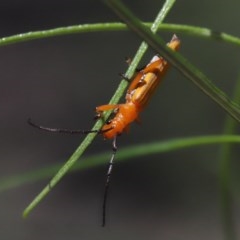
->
[218,76,240,240]
[23,0,176,218]
[0,23,240,47]
[0,135,239,194]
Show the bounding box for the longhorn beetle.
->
[28,34,180,226]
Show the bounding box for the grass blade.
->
[0,23,240,47]
[0,135,240,194]
[218,76,240,240]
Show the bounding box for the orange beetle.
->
[28,34,180,226]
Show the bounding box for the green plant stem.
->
[218,76,240,240]
[105,0,240,123]
[0,135,239,194]
[23,0,176,218]
[1,23,240,47]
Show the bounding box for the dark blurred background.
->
[0,0,240,239]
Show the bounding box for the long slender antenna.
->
[102,135,117,227]
[28,118,111,134]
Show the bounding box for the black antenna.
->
[102,135,117,227]
[28,118,111,134]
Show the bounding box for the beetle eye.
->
[106,120,112,124]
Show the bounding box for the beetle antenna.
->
[102,135,117,227]
[28,118,110,134]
